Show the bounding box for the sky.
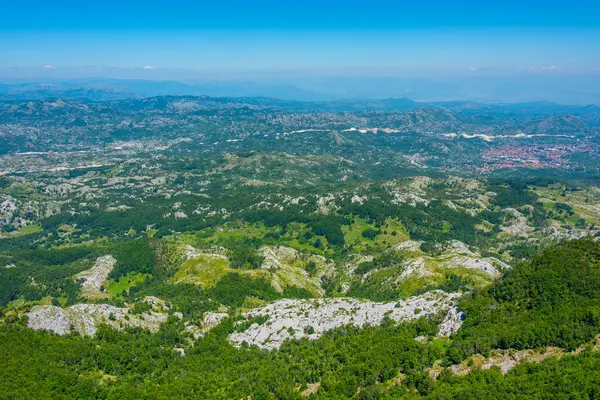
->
[1,0,599,78]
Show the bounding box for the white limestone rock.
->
[395,240,508,281]
[351,195,367,204]
[259,245,326,296]
[445,240,477,257]
[439,256,503,279]
[185,312,229,339]
[27,306,72,335]
[542,226,589,241]
[174,211,188,219]
[228,290,461,350]
[27,300,169,337]
[398,258,432,279]
[500,208,534,237]
[437,307,465,337]
[202,312,228,331]
[74,255,116,298]
[395,240,423,253]
[105,205,132,212]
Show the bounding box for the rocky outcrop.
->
[202,311,228,330]
[228,290,461,350]
[74,255,116,298]
[395,239,508,281]
[27,305,72,335]
[439,256,503,279]
[542,226,590,241]
[260,245,327,297]
[185,311,229,339]
[27,297,169,336]
[394,240,422,253]
[437,307,465,337]
[500,208,535,237]
[449,348,568,376]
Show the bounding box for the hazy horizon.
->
[2,71,600,105]
[2,0,600,103]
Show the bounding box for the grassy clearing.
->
[436,265,491,288]
[198,223,273,245]
[397,273,445,297]
[17,224,43,236]
[342,217,371,245]
[181,221,330,256]
[535,185,600,226]
[431,337,451,351]
[172,255,230,287]
[285,237,328,255]
[343,217,409,250]
[167,222,329,294]
[271,265,324,297]
[0,224,42,239]
[106,273,148,296]
[376,218,410,245]
[241,296,268,311]
[171,255,268,287]
[171,250,322,296]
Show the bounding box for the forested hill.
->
[1,239,600,399]
[2,94,600,398]
[2,96,600,181]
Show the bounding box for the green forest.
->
[2,238,600,399]
[1,102,600,399]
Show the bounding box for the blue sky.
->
[1,0,599,75]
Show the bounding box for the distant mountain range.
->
[1,74,600,104]
[1,95,599,158]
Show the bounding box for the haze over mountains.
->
[2,70,600,104]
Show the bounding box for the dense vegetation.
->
[1,239,599,399]
[449,238,600,361]
[424,353,600,399]
[1,94,600,398]
[0,318,440,399]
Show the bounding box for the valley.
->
[1,95,600,399]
